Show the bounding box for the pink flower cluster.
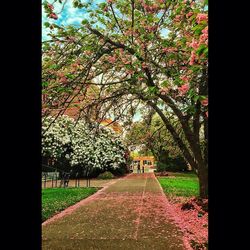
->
[189,51,196,65]
[187,39,199,50]
[174,15,182,22]
[201,98,208,106]
[196,13,208,24]
[180,75,189,83]
[162,47,177,53]
[139,0,159,13]
[199,26,208,45]
[168,60,175,66]
[107,0,113,3]
[146,25,158,32]
[178,83,189,95]
[142,62,148,69]
[47,3,54,10]
[49,13,58,20]
[107,56,116,63]
[186,12,193,18]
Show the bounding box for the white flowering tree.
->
[42,115,127,175]
[42,115,74,159]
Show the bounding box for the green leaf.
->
[66,74,74,79]
[161,80,169,87]
[81,19,89,25]
[148,86,157,94]
[199,95,207,101]
[196,44,207,56]
[42,81,49,87]
[193,95,200,102]
[44,22,50,28]
[203,47,208,57]
[49,64,59,70]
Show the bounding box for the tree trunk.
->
[197,164,208,199]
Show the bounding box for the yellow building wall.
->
[132,156,155,168]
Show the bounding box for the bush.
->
[157,156,188,172]
[110,163,129,176]
[97,171,114,179]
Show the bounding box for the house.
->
[132,156,156,172]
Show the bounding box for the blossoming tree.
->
[42,115,127,174]
[42,0,208,198]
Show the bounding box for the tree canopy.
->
[42,0,208,197]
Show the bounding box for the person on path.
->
[137,163,141,174]
[142,165,145,173]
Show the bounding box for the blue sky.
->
[42,0,104,41]
[42,0,171,41]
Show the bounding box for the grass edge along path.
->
[42,187,99,222]
[42,176,125,226]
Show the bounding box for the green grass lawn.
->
[42,187,99,222]
[157,172,199,198]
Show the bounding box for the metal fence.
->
[42,164,91,189]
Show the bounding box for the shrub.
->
[110,163,129,176]
[97,171,114,179]
[157,156,188,172]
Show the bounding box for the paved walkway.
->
[42,173,185,250]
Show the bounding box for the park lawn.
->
[157,172,199,198]
[42,187,99,222]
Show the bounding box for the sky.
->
[42,0,104,41]
[42,0,171,41]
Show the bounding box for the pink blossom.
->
[189,51,196,65]
[174,15,181,22]
[162,47,176,53]
[146,25,158,32]
[196,13,208,24]
[123,60,131,65]
[142,62,148,69]
[199,34,208,45]
[201,98,208,106]
[178,83,189,95]
[188,39,199,50]
[202,26,208,35]
[49,13,58,20]
[205,111,208,117]
[107,56,116,63]
[126,69,134,75]
[186,12,193,18]
[180,75,189,82]
[47,3,54,10]
[59,76,67,83]
[107,0,113,3]
[168,60,175,66]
